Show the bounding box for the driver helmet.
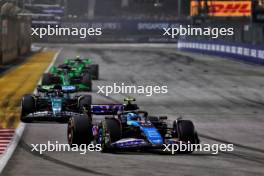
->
[75,55,82,62]
[54,85,63,97]
[127,113,140,121]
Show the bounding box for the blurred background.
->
[15,0,264,44]
[0,0,263,63]
[0,2,264,175]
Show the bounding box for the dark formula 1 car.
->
[67,103,200,153]
[63,57,99,80]
[42,63,92,92]
[21,85,91,123]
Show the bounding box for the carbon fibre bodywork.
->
[21,85,91,123]
[43,64,92,91]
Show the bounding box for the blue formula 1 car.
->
[67,103,200,153]
[21,85,92,123]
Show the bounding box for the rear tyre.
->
[42,73,52,85]
[21,94,35,122]
[100,118,121,153]
[90,64,99,80]
[82,73,92,91]
[79,95,92,115]
[67,115,93,147]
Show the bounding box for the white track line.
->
[0,48,62,173]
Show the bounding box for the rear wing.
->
[91,104,124,115]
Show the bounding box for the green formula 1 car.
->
[21,85,92,123]
[42,63,92,92]
[64,57,99,80]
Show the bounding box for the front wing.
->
[22,111,82,123]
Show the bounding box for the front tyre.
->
[99,118,121,153]
[21,94,35,122]
[177,120,196,154]
[67,115,93,147]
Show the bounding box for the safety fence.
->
[178,41,264,65]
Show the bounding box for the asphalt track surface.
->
[2,44,264,176]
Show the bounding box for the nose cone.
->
[52,98,62,116]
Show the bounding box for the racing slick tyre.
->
[82,73,92,91]
[79,95,92,115]
[90,64,99,80]
[21,94,35,122]
[67,115,93,147]
[42,73,52,85]
[177,120,196,154]
[99,118,121,153]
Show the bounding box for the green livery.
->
[41,57,99,92]
[63,58,99,80]
[21,85,92,123]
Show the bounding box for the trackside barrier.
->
[0,2,31,64]
[178,41,264,65]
